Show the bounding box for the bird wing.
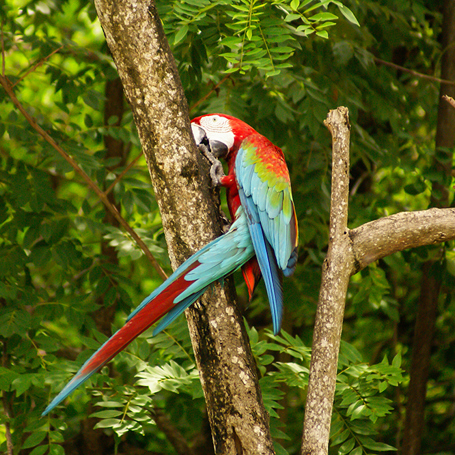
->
[234,134,298,333]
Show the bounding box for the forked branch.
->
[301,107,455,455]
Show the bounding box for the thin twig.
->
[0,74,167,280]
[104,151,144,197]
[349,170,369,197]
[1,21,5,77]
[2,343,14,455]
[443,94,455,109]
[12,46,64,87]
[190,72,234,112]
[375,57,455,86]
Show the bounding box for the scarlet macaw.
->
[42,114,298,416]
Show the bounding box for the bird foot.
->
[209,160,225,187]
[219,210,231,233]
[198,142,225,187]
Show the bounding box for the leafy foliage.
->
[160,0,358,77]
[1,0,454,454]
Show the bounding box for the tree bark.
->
[401,262,441,455]
[93,1,274,454]
[301,107,353,455]
[349,208,455,271]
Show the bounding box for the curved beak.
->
[191,124,229,159]
[191,124,207,148]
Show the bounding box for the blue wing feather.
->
[240,190,283,334]
[234,135,299,333]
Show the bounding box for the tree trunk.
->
[401,263,441,455]
[93,1,274,453]
[402,1,455,454]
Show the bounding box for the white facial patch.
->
[191,123,205,144]
[200,115,235,151]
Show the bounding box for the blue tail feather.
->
[153,287,208,335]
[42,207,256,415]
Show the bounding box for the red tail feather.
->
[241,257,262,300]
[80,262,200,377]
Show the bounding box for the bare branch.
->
[375,57,455,86]
[0,75,167,281]
[302,107,353,455]
[190,72,234,113]
[12,45,63,88]
[443,94,455,110]
[350,208,455,273]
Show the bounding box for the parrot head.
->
[191,114,257,159]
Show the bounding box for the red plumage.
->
[78,261,200,377]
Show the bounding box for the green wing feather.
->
[236,134,298,272]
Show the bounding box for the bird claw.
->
[198,142,225,187]
[219,210,231,233]
[210,160,225,187]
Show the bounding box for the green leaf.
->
[337,5,360,26]
[315,30,329,39]
[331,429,350,446]
[83,89,103,110]
[94,418,121,429]
[310,12,338,22]
[392,353,401,368]
[90,410,123,419]
[285,13,300,22]
[350,447,363,455]
[84,114,93,128]
[29,446,49,455]
[0,367,19,390]
[107,115,119,125]
[12,374,35,396]
[22,431,47,449]
[0,308,31,337]
[359,436,396,451]
[290,0,299,11]
[340,341,363,364]
[49,444,65,455]
[95,401,125,408]
[266,70,282,78]
[338,437,355,454]
[174,25,189,45]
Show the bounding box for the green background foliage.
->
[0,0,454,454]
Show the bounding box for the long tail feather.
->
[42,263,200,416]
[43,208,254,416]
[248,223,283,334]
